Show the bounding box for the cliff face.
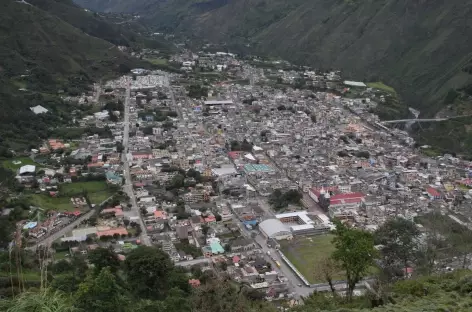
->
[75,0,472,114]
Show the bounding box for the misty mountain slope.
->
[74,0,472,115]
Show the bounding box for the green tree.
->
[331,220,377,301]
[87,247,121,275]
[75,267,128,312]
[170,174,185,189]
[124,246,174,299]
[374,217,420,279]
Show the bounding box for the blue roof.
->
[210,242,224,254]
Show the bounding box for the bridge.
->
[380,118,447,124]
[380,114,472,125]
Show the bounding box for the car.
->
[297,284,303,287]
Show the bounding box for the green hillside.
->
[74,0,472,113]
[0,0,153,151]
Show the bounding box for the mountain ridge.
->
[73,0,472,117]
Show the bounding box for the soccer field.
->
[280,234,344,283]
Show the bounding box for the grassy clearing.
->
[0,270,42,281]
[280,234,344,283]
[280,235,377,283]
[367,82,397,95]
[59,181,108,194]
[146,58,168,65]
[88,190,113,205]
[27,194,75,211]
[54,251,69,260]
[2,157,37,171]
[26,181,115,211]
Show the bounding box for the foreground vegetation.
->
[2,217,472,311]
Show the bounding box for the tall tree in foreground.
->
[87,247,121,275]
[124,246,176,299]
[374,217,420,280]
[331,220,377,301]
[314,256,338,294]
[75,267,128,312]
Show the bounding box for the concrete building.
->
[259,219,293,240]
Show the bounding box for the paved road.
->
[30,210,96,250]
[29,195,115,250]
[122,79,151,246]
[175,257,211,267]
[254,234,313,298]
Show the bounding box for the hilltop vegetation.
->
[0,0,170,151]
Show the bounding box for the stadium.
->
[259,211,334,240]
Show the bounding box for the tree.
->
[75,267,128,312]
[170,174,185,189]
[314,256,338,294]
[87,247,121,275]
[201,224,210,241]
[374,217,420,280]
[124,246,175,299]
[331,220,377,301]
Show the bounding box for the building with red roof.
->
[308,186,338,202]
[97,227,128,238]
[319,192,365,213]
[188,279,201,288]
[426,187,442,200]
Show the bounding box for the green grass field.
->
[27,194,75,211]
[367,81,397,95]
[146,58,168,65]
[27,181,115,211]
[281,235,378,283]
[280,234,343,283]
[59,181,109,194]
[2,157,37,171]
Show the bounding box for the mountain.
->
[74,0,472,113]
[0,0,155,150]
[74,0,472,156]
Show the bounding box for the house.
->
[153,210,168,220]
[106,171,122,185]
[101,207,124,219]
[426,187,442,200]
[202,241,225,257]
[204,215,217,224]
[30,105,49,114]
[176,224,190,239]
[48,139,65,151]
[188,279,201,288]
[96,227,128,238]
[230,237,256,252]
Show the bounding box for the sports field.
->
[280,234,344,283]
[26,181,115,211]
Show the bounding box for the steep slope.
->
[74,0,472,115]
[28,0,135,47]
[0,0,143,149]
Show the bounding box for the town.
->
[6,47,472,302]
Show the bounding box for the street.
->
[122,79,151,246]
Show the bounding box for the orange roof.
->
[97,227,128,238]
[204,215,216,223]
[88,162,105,167]
[188,279,201,287]
[154,210,167,219]
[101,207,124,217]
